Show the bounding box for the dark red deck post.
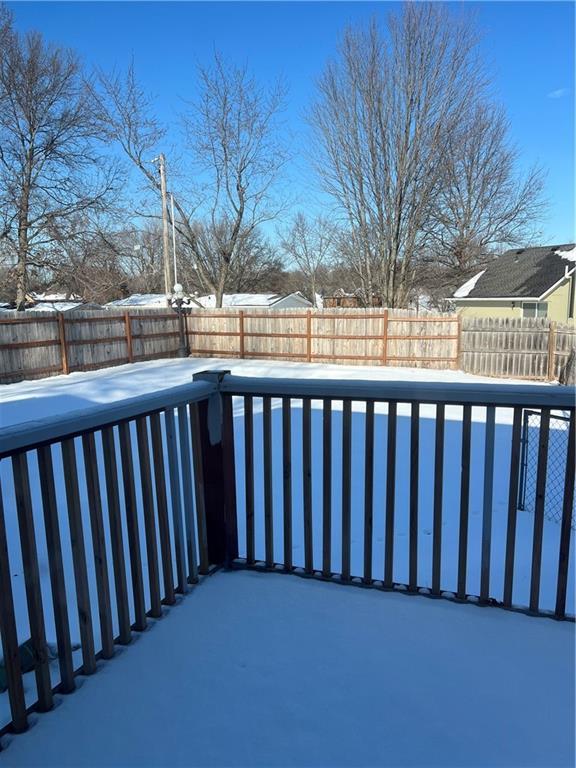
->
[192,371,238,567]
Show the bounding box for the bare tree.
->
[123,223,165,294]
[41,222,128,303]
[178,224,284,296]
[424,102,546,297]
[279,213,337,305]
[310,4,486,306]
[0,12,119,308]
[97,53,287,305]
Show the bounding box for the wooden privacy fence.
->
[0,308,182,383]
[186,308,460,367]
[0,307,574,384]
[461,317,576,383]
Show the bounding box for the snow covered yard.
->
[0,357,574,763]
[1,356,553,429]
[2,570,574,767]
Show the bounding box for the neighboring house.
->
[27,291,83,302]
[21,293,104,312]
[27,300,104,312]
[106,293,202,310]
[195,292,313,309]
[323,290,383,308]
[452,244,576,322]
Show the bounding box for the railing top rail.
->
[219,374,576,409]
[0,379,217,458]
[2,371,574,459]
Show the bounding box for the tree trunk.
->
[15,192,30,311]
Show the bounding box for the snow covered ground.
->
[1,356,555,429]
[2,570,574,767]
[0,358,574,741]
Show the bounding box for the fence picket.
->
[164,409,188,594]
[61,438,97,674]
[432,405,445,595]
[101,426,132,644]
[480,407,496,602]
[0,483,28,732]
[244,396,255,565]
[529,408,551,613]
[150,413,176,604]
[457,406,472,600]
[189,404,210,574]
[135,416,162,615]
[263,396,274,567]
[555,410,576,618]
[363,401,375,584]
[341,400,352,582]
[118,422,148,627]
[384,402,397,587]
[282,397,293,571]
[12,452,54,710]
[302,398,313,574]
[409,403,420,592]
[81,434,114,658]
[503,408,522,607]
[177,405,199,583]
[322,398,332,578]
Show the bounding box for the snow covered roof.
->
[28,291,83,302]
[27,301,103,313]
[453,270,486,298]
[557,245,576,263]
[106,293,170,308]
[106,293,202,309]
[196,293,312,308]
[453,244,576,300]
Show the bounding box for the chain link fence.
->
[518,409,575,529]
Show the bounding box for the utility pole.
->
[171,193,178,287]
[157,154,172,298]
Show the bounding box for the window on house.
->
[522,301,548,318]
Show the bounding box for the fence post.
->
[124,312,133,363]
[239,310,245,359]
[547,322,557,381]
[184,310,193,356]
[192,370,238,566]
[456,314,462,370]
[306,309,312,363]
[57,313,69,375]
[381,308,389,366]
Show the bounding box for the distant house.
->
[27,301,104,313]
[195,292,313,310]
[24,293,104,312]
[105,293,202,310]
[452,244,576,322]
[323,290,383,308]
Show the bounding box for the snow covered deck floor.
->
[3,570,574,767]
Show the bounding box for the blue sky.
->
[8,1,576,243]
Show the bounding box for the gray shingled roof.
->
[456,244,575,299]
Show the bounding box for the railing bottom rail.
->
[230,559,576,623]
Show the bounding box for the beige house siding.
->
[455,275,574,323]
[456,301,522,319]
[542,279,572,322]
